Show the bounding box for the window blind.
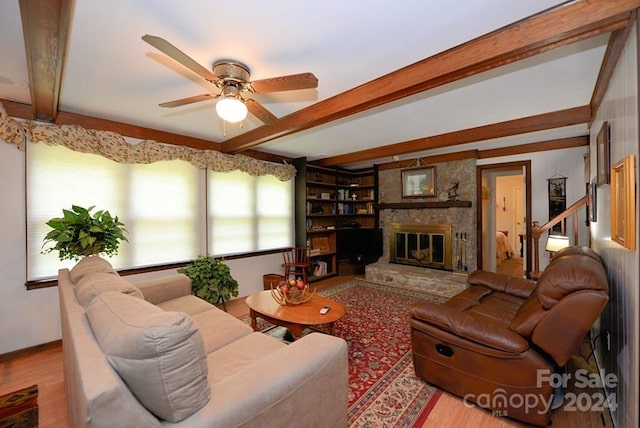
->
[26,143,294,280]
[26,143,202,280]
[208,170,293,256]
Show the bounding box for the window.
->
[208,170,293,255]
[27,143,203,280]
[26,143,294,280]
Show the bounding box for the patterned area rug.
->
[0,384,38,428]
[243,278,448,427]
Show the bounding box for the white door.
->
[514,184,524,258]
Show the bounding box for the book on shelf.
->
[311,237,330,252]
[312,260,328,276]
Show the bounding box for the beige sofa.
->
[58,256,349,427]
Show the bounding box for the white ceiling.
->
[0,0,610,167]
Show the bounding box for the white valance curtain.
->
[0,102,296,181]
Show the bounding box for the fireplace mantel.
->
[378,201,472,209]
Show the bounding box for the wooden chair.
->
[281,247,310,283]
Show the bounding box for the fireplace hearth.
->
[390,223,452,270]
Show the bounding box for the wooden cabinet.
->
[294,158,379,280]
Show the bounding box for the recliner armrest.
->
[133,274,192,304]
[468,270,537,298]
[412,302,529,353]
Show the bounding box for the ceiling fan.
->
[141,34,318,125]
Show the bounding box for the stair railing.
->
[531,195,587,277]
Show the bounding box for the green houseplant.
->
[42,205,128,261]
[178,255,239,308]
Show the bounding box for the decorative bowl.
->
[271,280,315,305]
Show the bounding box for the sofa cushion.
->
[551,245,601,262]
[75,272,144,308]
[86,292,210,423]
[206,332,286,384]
[69,256,117,283]
[509,294,547,338]
[536,255,608,309]
[190,309,253,353]
[156,294,214,316]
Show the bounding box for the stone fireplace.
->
[390,223,452,270]
[376,158,478,273]
[365,158,477,297]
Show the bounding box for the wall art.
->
[401,166,436,198]
[596,121,610,186]
[611,155,635,250]
[548,174,567,233]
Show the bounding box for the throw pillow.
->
[86,292,210,422]
[75,272,143,308]
[69,256,116,283]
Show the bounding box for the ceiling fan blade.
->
[250,72,318,93]
[245,99,278,125]
[159,94,215,108]
[142,34,219,83]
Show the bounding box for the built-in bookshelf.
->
[294,158,379,280]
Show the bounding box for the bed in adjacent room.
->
[496,230,515,264]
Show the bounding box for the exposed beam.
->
[477,136,588,159]
[19,0,73,122]
[221,0,638,154]
[1,99,33,120]
[590,11,636,117]
[314,106,592,167]
[55,110,223,151]
[373,136,588,170]
[375,150,479,171]
[1,98,295,164]
[2,99,222,151]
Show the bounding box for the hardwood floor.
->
[0,342,67,428]
[1,275,612,427]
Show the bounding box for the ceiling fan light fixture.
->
[216,97,247,123]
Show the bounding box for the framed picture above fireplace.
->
[401,166,436,198]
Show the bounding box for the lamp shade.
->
[216,97,247,123]
[546,235,570,252]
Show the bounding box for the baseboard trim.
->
[0,340,62,363]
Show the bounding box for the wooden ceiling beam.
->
[590,12,636,117]
[19,0,73,123]
[373,136,588,170]
[55,110,223,151]
[1,99,33,120]
[221,0,639,154]
[1,98,297,163]
[477,136,588,159]
[375,150,480,171]
[3,98,221,151]
[314,106,591,167]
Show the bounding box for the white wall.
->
[0,140,284,355]
[590,22,639,428]
[0,141,62,354]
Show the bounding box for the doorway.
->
[476,161,532,277]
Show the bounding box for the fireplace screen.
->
[390,223,452,270]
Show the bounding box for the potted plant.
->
[42,205,128,261]
[178,255,239,310]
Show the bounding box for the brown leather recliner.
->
[410,246,609,426]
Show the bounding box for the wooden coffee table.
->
[245,291,346,340]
